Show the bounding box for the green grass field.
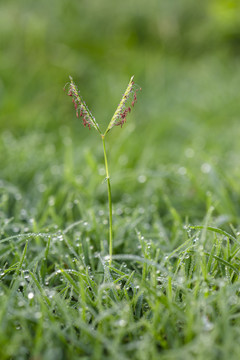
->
[1,1,240,359]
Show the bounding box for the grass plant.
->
[65,76,140,266]
[1,1,240,358]
[1,60,240,358]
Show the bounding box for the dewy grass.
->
[65,76,141,265]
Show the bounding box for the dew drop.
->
[28,292,34,299]
[178,167,187,175]
[185,148,195,158]
[115,208,123,216]
[202,315,214,331]
[138,175,147,184]
[201,163,211,174]
[35,312,42,319]
[117,319,126,327]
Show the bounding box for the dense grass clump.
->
[1,217,240,359]
[1,0,240,359]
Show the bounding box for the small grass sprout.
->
[65,76,141,265]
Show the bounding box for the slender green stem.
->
[102,135,113,266]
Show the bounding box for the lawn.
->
[1,1,240,359]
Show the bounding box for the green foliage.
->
[1,0,240,359]
[1,222,240,359]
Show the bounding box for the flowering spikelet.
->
[65,76,100,132]
[105,76,141,134]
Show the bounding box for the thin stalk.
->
[102,135,113,266]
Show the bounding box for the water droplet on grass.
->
[177,276,184,284]
[38,184,47,192]
[178,167,187,175]
[116,208,123,215]
[48,196,55,206]
[48,291,56,299]
[117,319,127,327]
[138,175,147,183]
[15,193,22,201]
[201,163,211,174]
[28,292,34,299]
[98,167,105,176]
[185,148,195,158]
[34,312,42,319]
[202,315,214,331]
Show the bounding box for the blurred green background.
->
[1,0,240,233]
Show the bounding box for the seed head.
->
[65,76,100,132]
[105,76,141,134]
[65,75,141,136]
